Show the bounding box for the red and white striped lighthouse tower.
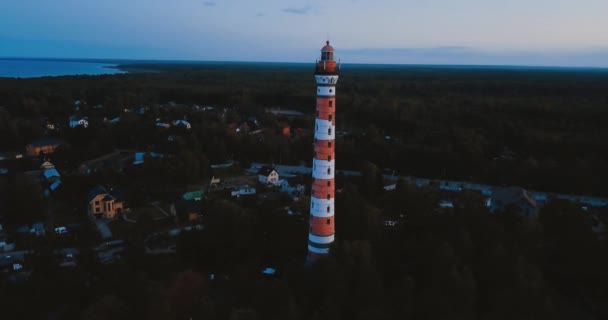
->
[308,41,339,262]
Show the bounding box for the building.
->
[25,137,66,156]
[172,120,192,130]
[231,185,256,197]
[490,187,538,218]
[281,176,306,196]
[23,166,62,196]
[69,115,89,128]
[308,41,339,263]
[258,166,280,185]
[87,186,125,219]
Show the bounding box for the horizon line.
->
[1,56,607,71]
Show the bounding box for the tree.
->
[5,173,47,225]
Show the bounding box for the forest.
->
[1,63,607,196]
[0,63,607,319]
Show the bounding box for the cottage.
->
[490,187,538,218]
[23,166,62,196]
[231,185,256,197]
[87,186,124,219]
[258,166,280,185]
[156,122,171,129]
[26,137,66,156]
[69,115,89,128]
[172,120,192,130]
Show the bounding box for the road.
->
[251,163,608,207]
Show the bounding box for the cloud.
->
[282,6,312,15]
[203,1,216,6]
[256,12,265,17]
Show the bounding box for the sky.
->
[1,0,607,67]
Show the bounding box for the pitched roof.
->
[43,168,60,179]
[86,185,110,203]
[49,180,61,191]
[182,190,204,201]
[491,187,537,208]
[257,166,276,176]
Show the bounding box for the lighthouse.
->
[308,41,339,262]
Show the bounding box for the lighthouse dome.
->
[321,41,334,52]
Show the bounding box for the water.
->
[0,59,126,78]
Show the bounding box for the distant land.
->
[1,57,607,78]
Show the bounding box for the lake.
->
[0,59,126,78]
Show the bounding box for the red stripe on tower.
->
[308,41,339,263]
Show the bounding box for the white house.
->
[231,185,256,197]
[69,115,89,128]
[172,120,192,130]
[258,166,280,185]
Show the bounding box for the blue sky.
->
[1,0,607,66]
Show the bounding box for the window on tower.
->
[328,128,332,135]
[326,219,331,225]
[329,100,333,107]
[328,141,332,148]
[327,181,331,187]
[328,114,332,121]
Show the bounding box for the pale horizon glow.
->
[1,0,607,67]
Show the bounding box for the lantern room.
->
[321,41,335,61]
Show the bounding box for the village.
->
[1,98,608,282]
[0,99,315,277]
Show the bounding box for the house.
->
[69,115,89,128]
[26,137,66,156]
[231,185,256,197]
[156,122,171,129]
[30,222,46,236]
[281,176,305,196]
[45,120,57,131]
[258,166,280,185]
[0,236,16,252]
[383,180,397,191]
[172,120,192,130]
[490,187,538,218]
[87,185,125,219]
[23,167,62,196]
[133,152,145,165]
[40,161,55,170]
[182,190,204,201]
